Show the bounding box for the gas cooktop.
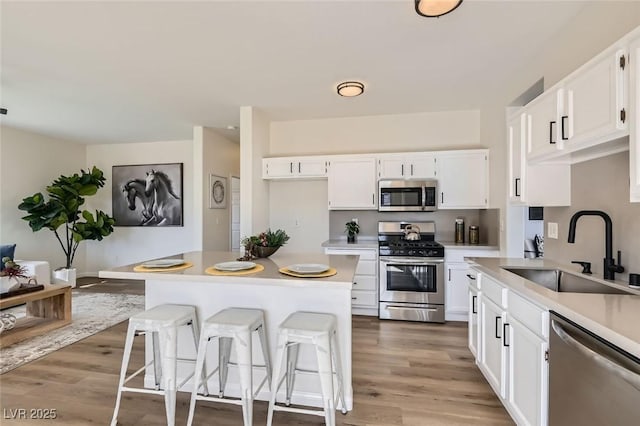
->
[378,221,445,258]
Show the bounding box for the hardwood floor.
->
[0,280,512,425]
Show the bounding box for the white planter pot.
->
[1,276,20,293]
[53,268,76,288]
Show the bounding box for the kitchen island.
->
[99,250,359,410]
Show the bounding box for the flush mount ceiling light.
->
[415,0,463,18]
[336,81,365,97]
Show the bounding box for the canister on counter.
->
[455,218,465,243]
[469,225,479,244]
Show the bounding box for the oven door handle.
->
[385,305,440,312]
[380,258,444,265]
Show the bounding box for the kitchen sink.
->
[502,267,633,295]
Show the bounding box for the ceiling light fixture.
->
[415,0,463,18]
[337,81,365,97]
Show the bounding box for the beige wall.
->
[545,152,640,283]
[0,126,88,271]
[201,127,240,251]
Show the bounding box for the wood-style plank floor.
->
[0,279,512,425]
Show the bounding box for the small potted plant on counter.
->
[345,220,360,243]
[242,229,290,258]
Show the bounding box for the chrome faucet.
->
[567,210,624,280]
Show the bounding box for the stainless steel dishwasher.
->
[549,312,640,425]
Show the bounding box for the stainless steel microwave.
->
[378,179,437,212]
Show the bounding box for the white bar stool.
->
[267,311,347,426]
[111,304,206,426]
[187,308,272,426]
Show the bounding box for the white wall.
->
[240,107,270,239]
[0,125,88,270]
[85,139,196,273]
[200,127,240,250]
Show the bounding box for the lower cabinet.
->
[324,247,378,316]
[469,266,550,426]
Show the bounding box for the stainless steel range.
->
[378,221,445,323]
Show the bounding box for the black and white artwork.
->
[209,174,227,209]
[112,163,183,226]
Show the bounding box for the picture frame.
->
[209,174,227,209]
[112,162,184,227]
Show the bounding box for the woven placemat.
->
[133,262,194,272]
[205,264,265,276]
[278,267,337,278]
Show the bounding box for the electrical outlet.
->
[548,222,558,239]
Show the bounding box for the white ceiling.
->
[0,1,592,144]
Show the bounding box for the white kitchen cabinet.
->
[324,247,378,316]
[467,270,480,359]
[262,156,327,179]
[562,45,628,151]
[378,153,436,179]
[630,34,640,202]
[435,150,489,209]
[446,249,498,322]
[327,156,377,210]
[508,111,571,206]
[478,295,507,399]
[526,88,564,160]
[507,316,549,426]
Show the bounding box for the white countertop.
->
[99,250,358,289]
[468,257,640,357]
[322,238,379,249]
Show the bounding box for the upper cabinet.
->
[327,156,377,210]
[262,156,327,179]
[630,33,640,202]
[508,111,571,206]
[378,153,436,179]
[524,28,633,165]
[526,88,564,159]
[435,150,489,209]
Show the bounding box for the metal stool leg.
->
[160,326,178,426]
[187,328,210,426]
[285,342,300,406]
[152,331,162,390]
[331,331,347,414]
[218,336,232,397]
[190,318,209,396]
[257,323,273,390]
[315,334,336,426]
[235,329,253,426]
[267,332,288,426]
[111,322,137,426]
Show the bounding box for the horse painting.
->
[144,169,182,226]
[122,179,156,226]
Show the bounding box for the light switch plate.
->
[548,222,558,239]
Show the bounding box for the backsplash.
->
[329,209,499,245]
[545,151,640,283]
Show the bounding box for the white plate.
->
[141,259,186,268]
[214,261,257,272]
[286,264,330,274]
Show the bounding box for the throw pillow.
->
[0,244,17,271]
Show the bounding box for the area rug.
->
[0,292,145,374]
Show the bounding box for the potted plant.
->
[345,221,360,243]
[0,257,29,293]
[242,229,290,258]
[18,166,115,286]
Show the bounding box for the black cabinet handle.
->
[290,162,293,173]
[549,121,556,144]
[448,269,452,281]
[401,164,404,176]
[515,178,521,197]
[351,297,357,300]
[495,316,502,339]
[561,115,569,140]
[503,323,510,347]
[466,274,476,280]
[441,192,444,204]
[298,162,301,173]
[411,164,414,176]
[472,295,477,314]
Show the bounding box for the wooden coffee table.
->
[0,284,72,347]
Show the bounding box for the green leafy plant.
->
[345,221,360,237]
[242,229,290,248]
[18,166,115,269]
[0,257,28,279]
